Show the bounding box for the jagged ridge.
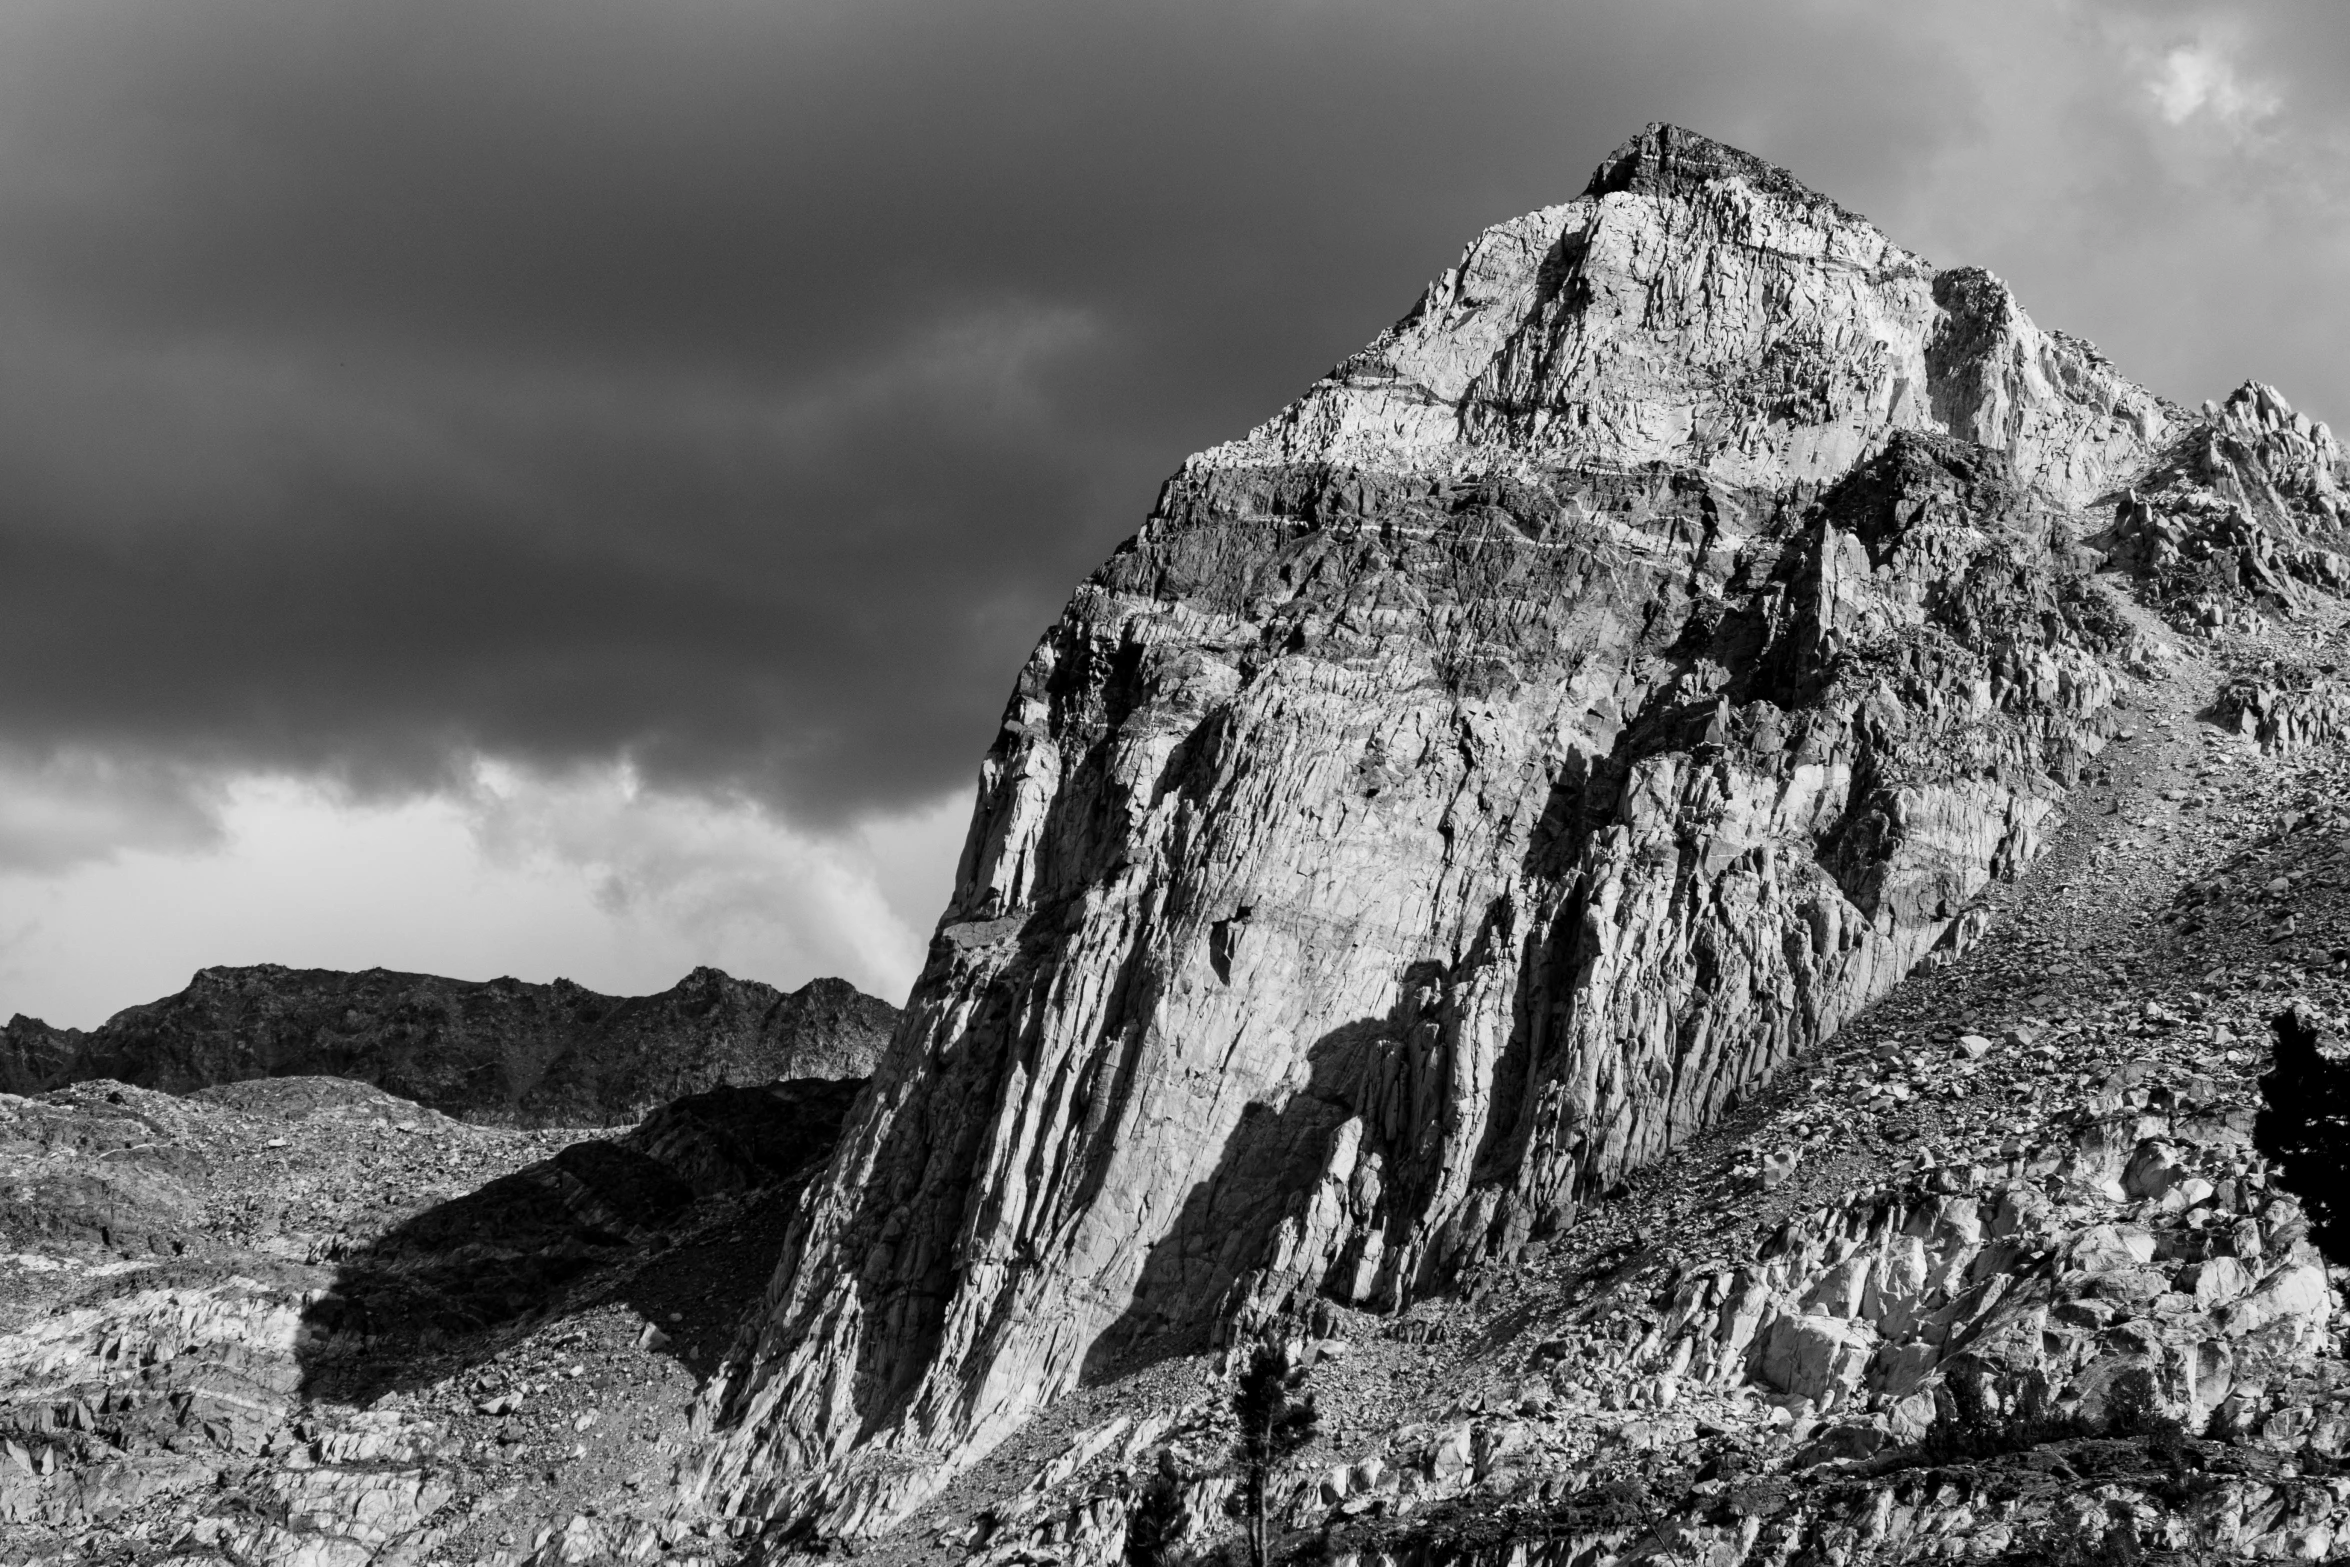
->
[1,964,897,1127]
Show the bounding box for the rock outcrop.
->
[0,965,896,1126]
[2101,380,2350,637]
[691,124,2199,1537]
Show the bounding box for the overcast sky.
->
[3,0,2346,1026]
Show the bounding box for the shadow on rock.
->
[297,1076,864,1405]
[1081,972,1488,1381]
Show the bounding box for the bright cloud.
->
[2146,40,2281,131]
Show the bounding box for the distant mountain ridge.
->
[0,963,897,1125]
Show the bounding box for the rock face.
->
[0,965,896,1126]
[893,703,2350,1567]
[694,125,2189,1534]
[1230,126,2168,505]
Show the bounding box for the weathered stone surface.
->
[0,963,894,1126]
[1219,122,2172,503]
[690,124,2184,1537]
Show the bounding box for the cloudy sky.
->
[2,0,2345,1026]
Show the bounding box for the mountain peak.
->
[1198,122,2172,504]
[1582,121,1863,222]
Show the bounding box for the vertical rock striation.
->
[696,124,2184,1536]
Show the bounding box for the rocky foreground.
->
[0,1071,866,1565]
[14,122,2350,1566]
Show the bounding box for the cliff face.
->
[0,965,895,1126]
[695,125,2190,1533]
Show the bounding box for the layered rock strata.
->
[694,125,2195,1535]
[0,964,895,1126]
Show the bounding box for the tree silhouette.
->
[1229,1340,1318,1567]
[2254,1004,2350,1265]
[1125,1461,1187,1567]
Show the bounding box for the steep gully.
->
[686,123,2343,1542]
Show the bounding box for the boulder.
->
[1759,1315,1878,1405]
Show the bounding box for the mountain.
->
[0,963,897,1125]
[674,122,2350,1552]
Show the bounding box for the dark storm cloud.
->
[1,0,2347,839]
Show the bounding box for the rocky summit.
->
[12,121,2350,1567]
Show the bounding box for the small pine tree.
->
[2254,1004,2350,1265]
[1125,1462,1187,1567]
[1230,1340,1318,1567]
